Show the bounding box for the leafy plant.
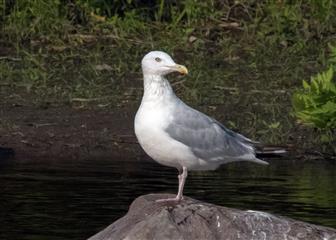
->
[292,66,336,129]
[2,0,68,42]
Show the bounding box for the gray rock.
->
[88,194,336,240]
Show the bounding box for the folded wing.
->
[165,100,267,165]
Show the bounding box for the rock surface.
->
[88,194,336,240]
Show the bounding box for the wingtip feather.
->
[252,158,269,165]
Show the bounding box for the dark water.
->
[0,157,335,240]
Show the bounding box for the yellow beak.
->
[172,64,188,75]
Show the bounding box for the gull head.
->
[141,51,188,76]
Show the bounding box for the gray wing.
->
[165,100,261,163]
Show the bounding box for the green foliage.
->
[1,0,336,151]
[292,66,336,129]
[251,0,336,48]
[1,0,336,49]
[1,0,72,43]
[76,0,216,24]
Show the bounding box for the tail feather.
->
[255,145,289,158]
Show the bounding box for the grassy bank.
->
[0,0,335,154]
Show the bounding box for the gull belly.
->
[135,100,200,170]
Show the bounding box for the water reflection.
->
[0,158,335,240]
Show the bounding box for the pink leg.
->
[156,166,188,203]
[176,166,187,200]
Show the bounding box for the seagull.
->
[135,51,281,203]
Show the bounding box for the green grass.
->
[1,0,336,153]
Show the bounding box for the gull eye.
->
[155,57,162,62]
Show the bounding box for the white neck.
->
[142,74,174,101]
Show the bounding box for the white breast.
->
[134,99,197,169]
